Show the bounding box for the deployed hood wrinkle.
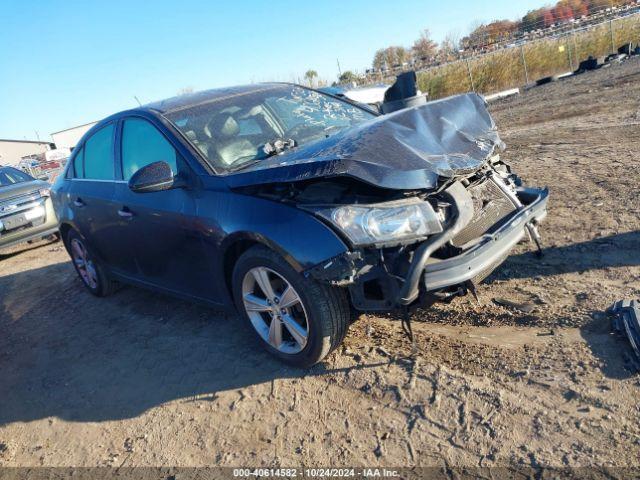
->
[223,93,504,191]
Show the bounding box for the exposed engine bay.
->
[237,154,548,313]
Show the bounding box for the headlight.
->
[316,198,443,246]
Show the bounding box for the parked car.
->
[52,84,548,367]
[0,166,59,251]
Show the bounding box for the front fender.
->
[217,194,349,272]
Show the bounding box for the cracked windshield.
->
[165,85,375,172]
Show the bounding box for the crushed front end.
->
[229,91,549,314]
[304,157,548,312]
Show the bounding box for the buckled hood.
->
[223,93,504,191]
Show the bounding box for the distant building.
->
[0,139,54,167]
[50,121,97,151]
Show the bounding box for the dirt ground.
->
[1,58,639,471]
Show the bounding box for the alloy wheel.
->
[241,266,309,354]
[70,238,98,289]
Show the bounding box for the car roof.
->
[142,82,289,114]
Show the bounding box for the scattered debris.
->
[492,297,537,313]
[609,300,640,361]
[536,75,559,86]
[605,52,627,64]
[576,55,604,73]
[124,437,134,453]
[484,88,520,103]
[617,42,636,56]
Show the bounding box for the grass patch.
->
[417,14,640,99]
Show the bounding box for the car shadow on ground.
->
[0,262,385,426]
[486,231,640,282]
[2,232,638,426]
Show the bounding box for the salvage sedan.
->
[51,84,548,367]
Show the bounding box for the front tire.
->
[232,245,350,367]
[65,229,116,297]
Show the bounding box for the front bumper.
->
[306,180,548,312]
[0,197,59,250]
[420,186,548,292]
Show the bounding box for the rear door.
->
[65,123,121,266]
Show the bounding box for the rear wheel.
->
[66,229,116,297]
[232,245,350,367]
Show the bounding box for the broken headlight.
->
[316,198,443,246]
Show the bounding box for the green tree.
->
[372,46,410,70]
[338,70,359,85]
[372,49,387,70]
[304,69,318,86]
[412,29,438,61]
[439,32,460,62]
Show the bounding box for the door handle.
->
[117,207,134,218]
[73,198,85,207]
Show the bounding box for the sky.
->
[0,0,546,141]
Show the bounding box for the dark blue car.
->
[52,84,548,366]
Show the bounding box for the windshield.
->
[0,167,34,187]
[164,85,376,173]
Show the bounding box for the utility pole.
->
[609,19,615,53]
[336,58,342,78]
[571,25,579,67]
[520,45,529,85]
[566,41,574,71]
[465,58,475,92]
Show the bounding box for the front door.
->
[112,117,215,300]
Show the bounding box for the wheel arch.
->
[220,232,303,305]
[58,222,75,253]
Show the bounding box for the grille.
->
[0,191,41,217]
[451,178,516,248]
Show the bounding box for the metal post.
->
[520,45,529,85]
[609,19,615,54]
[572,26,579,66]
[465,58,475,92]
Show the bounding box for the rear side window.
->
[84,124,115,180]
[121,118,177,181]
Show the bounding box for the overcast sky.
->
[0,0,545,141]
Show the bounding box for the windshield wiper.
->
[262,138,296,157]
[226,158,264,173]
[226,138,297,173]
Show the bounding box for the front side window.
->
[164,85,374,173]
[121,118,177,180]
[0,167,33,187]
[84,124,115,180]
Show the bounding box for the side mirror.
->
[128,161,175,193]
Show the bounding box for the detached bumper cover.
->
[609,300,640,361]
[422,186,548,292]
